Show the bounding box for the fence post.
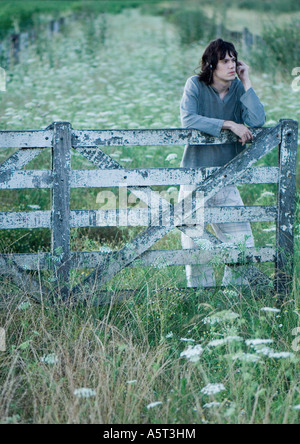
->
[51,122,72,300]
[275,119,298,298]
[242,27,253,55]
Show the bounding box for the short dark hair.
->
[198,38,238,85]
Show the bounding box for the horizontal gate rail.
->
[0,130,52,149]
[0,246,276,271]
[0,205,277,229]
[0,120,298,303]
[71,127,266,147]
[0,166,279,189]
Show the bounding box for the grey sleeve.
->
[240,87,266,127]
[180,77,225,137]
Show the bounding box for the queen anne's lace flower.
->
[74,388,96,399]
[201,384,226,396]
[40,354,59,365]
[260,307,280,313]
[146,402,163,409]
[180,344,204,362]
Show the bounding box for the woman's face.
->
[213,51,237,82]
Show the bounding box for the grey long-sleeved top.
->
[180,75,266,167]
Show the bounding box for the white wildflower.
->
[40,354,59,365]
[180,338,195,342]
[231,353,261,363]
[207,336,243,348]
[166,332,174,339]
[260,307,280,313]
[203,402,221,409]
[126,380,137,385]
[146,401,163,409]
[99,246,112,253]
[245,339,274,347]
[254,347,275,356]
[201,383,226,396]
[223,289,239,298]
[207,339,227,347]
[268,352,294,359]
[180,344,204,363]
[165,153,177,162]
[74,388,97,399]
[203,310,240,326]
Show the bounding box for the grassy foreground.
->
[0,284,299,424]
[0,8,299,424]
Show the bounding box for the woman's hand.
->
[230,122,254,146]
[236,60,252,91]
[236,60,250,82]
[222,121,253,146]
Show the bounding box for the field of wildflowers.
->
[0,8,299,424]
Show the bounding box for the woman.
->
[179,38,266,288]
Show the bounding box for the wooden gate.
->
[0,119,298,304]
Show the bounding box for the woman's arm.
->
[180,77,225,137]
[236,62,266,127]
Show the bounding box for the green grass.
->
[0,8,299,424]
[0,0,163,39]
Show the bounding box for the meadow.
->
[0,7,299,424]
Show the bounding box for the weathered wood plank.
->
[0,170,52,189]
[0,130,52,149]
[0,246,275,271]
[0,166,279,190]
[275,119,298,296]
[70,124,281,295]
[71,166,279,188]
[51,122,72,296]
[0,205,276,229]
[0,211,51,229]
[72,247,276,268]
[72,127,267,147]
[69,205,277,228]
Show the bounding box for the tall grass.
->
[167,9,217,45]
[250,18,300,77]
[0,277,299,424]
[0,8,299,424]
